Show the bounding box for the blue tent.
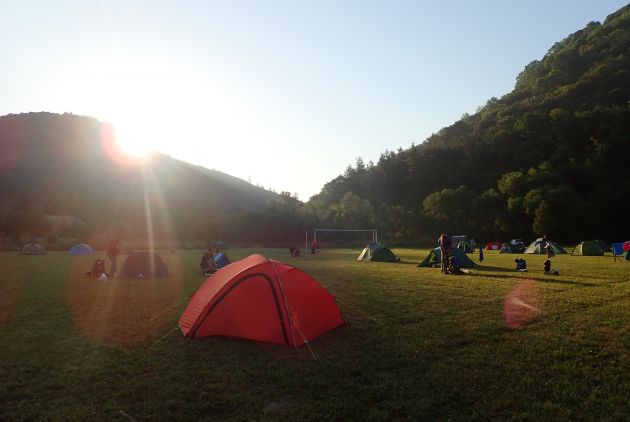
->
[69,243,94,256]
[214,252,231,269]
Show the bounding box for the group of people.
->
[200,244,226,276]
[438,233,466,275]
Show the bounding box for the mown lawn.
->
[0,248,628,420]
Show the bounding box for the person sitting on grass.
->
[200,247,217,276]
[447,255,471,275]
[543,259,559,276]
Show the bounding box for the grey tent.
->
[357,242,399,262]
[524,238,566,254]
[22,243,46,255]
[572,240,604,256]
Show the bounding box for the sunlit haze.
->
[1,0,626,200]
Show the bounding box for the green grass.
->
[1,248,628,420]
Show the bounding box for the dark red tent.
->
[179,254,344,347]
[485,241,502,250]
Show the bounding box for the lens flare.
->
[504,279,540,329]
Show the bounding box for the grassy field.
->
[1,248,628,420]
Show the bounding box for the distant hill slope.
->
[311,4,630,241]
[0,112,278,238]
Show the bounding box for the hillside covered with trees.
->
[0,112,279,244]
[293,4,630,244]
[2,5,629,247]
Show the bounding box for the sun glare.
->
[114,121,156,158]
[58,53,260,169]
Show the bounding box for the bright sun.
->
[62,55,216,160]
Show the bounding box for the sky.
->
[1,1,627,201]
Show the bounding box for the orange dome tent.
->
[179,254,344,347]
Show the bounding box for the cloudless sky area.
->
[1,1,627,200]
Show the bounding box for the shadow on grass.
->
[463,267,597,287]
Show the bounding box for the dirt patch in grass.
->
[66,257,188,346]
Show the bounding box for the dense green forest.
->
[2,5,629,247]
[291,4,630,244]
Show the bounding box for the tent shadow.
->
[463,268,596,287]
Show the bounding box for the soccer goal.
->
[305,228,378,251]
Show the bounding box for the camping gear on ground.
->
[69,243,94,256]
[21,243,46,255]
[624,241,630,251]
[179,254,344,347]
[214,251,231,268]
[418,247,476,268]
[524,238,566,254]
[357,242,399,262]
[120,252,168,278]
[611,243,627,262]
[485,242,502,250]
[515,259,527,271]
[572,241,604,256]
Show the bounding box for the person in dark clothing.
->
[106,237,120,276]
[438,233,451,274]
[200,247,217,276]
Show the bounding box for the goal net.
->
[306,228,378,250]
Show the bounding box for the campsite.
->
[2,2,630,420]
[1,246,628,420]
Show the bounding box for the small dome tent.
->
[69,243,94,256]
[524,238,566,254]
[22,243,46,255]
[179,254,344,347]
[418,247,476,268]
[572,241,604,256]
[485,242,502,250]
[357,242,399,262]
[120,252,168,277]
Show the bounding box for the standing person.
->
[311,238,318,254]
[438,233,451,274]
[106,236,121,276]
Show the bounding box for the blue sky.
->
[1,1,627,200]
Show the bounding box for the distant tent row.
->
[357,242,399,262]
[418,247,476,268]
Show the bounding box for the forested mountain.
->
[304,4,630,243]
[0,112,278,242]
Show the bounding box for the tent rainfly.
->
[572,240,604,256]
[357,242,399,262]
[69,243,94,256]
[179,254,344,347]
[524,238,566,254]
[418,247,476,268]
[22,243,46,255]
